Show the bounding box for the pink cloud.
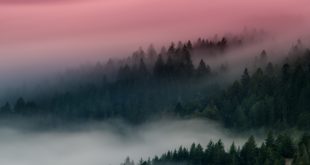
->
[0,0,309,78]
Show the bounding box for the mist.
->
[1,1,310,165]
[1,0,310,89]
[195,35,310,82]
[0,119,264,165]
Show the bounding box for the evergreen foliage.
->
[128,133,307,165]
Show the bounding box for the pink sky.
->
[0,0,309,81]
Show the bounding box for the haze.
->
[0,119,263,165]
[0,0,309,73]
[0,1,309,164]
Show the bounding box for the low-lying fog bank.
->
[0,119,264,165]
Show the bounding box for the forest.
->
[0,33,309,165]
[2,1,310,165]
[122,132,310,165]
[0,32,309,131]
[175,48,310,130]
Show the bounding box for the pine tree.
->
[265,62,274,75]
[182,45,194,76]
[138,58,148,76]
[277,134,296,159]
[196,59,210,77]
[281,63,290,82]
[266,131,276,150]
[0,102,11,114]
[168,43,176,55]
[260,50,268,63]
[147,44,157,65]
[14,97,26,113]
[241,68,250,88]
[187,40,193,50]
[229,142,239,165]
[118,64,132,80]
[153,54,165,77]
[241,136,258,165]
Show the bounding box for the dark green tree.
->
[196,59,210,77]
[241,136,258,165]
[153,54,165,77]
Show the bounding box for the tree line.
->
[0,42,215,124]
[0,35,307,131]
[172,48,310,130]
[122,132,310,165]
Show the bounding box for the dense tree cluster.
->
[0,98,37,116]
[168,47,310,130]
[0,43,216,124]
[62,30,266,83]
[3,34,246,124]
[0,35,308,131]
[203,49,310,130]
[124,133,310,165]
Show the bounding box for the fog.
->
[0,1,309,163]
[197,36,310,81]
[0,1,309,164]
[1,34,309,102]
[0,0,310,88]
[0,119,264,165]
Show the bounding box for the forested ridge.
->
[176,48,310,130]
[0,32,309,131]
[0,34,253,122]
[122,133,310,165]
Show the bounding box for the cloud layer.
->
[0,119,263,165]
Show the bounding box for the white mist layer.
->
[0,119,263,165]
